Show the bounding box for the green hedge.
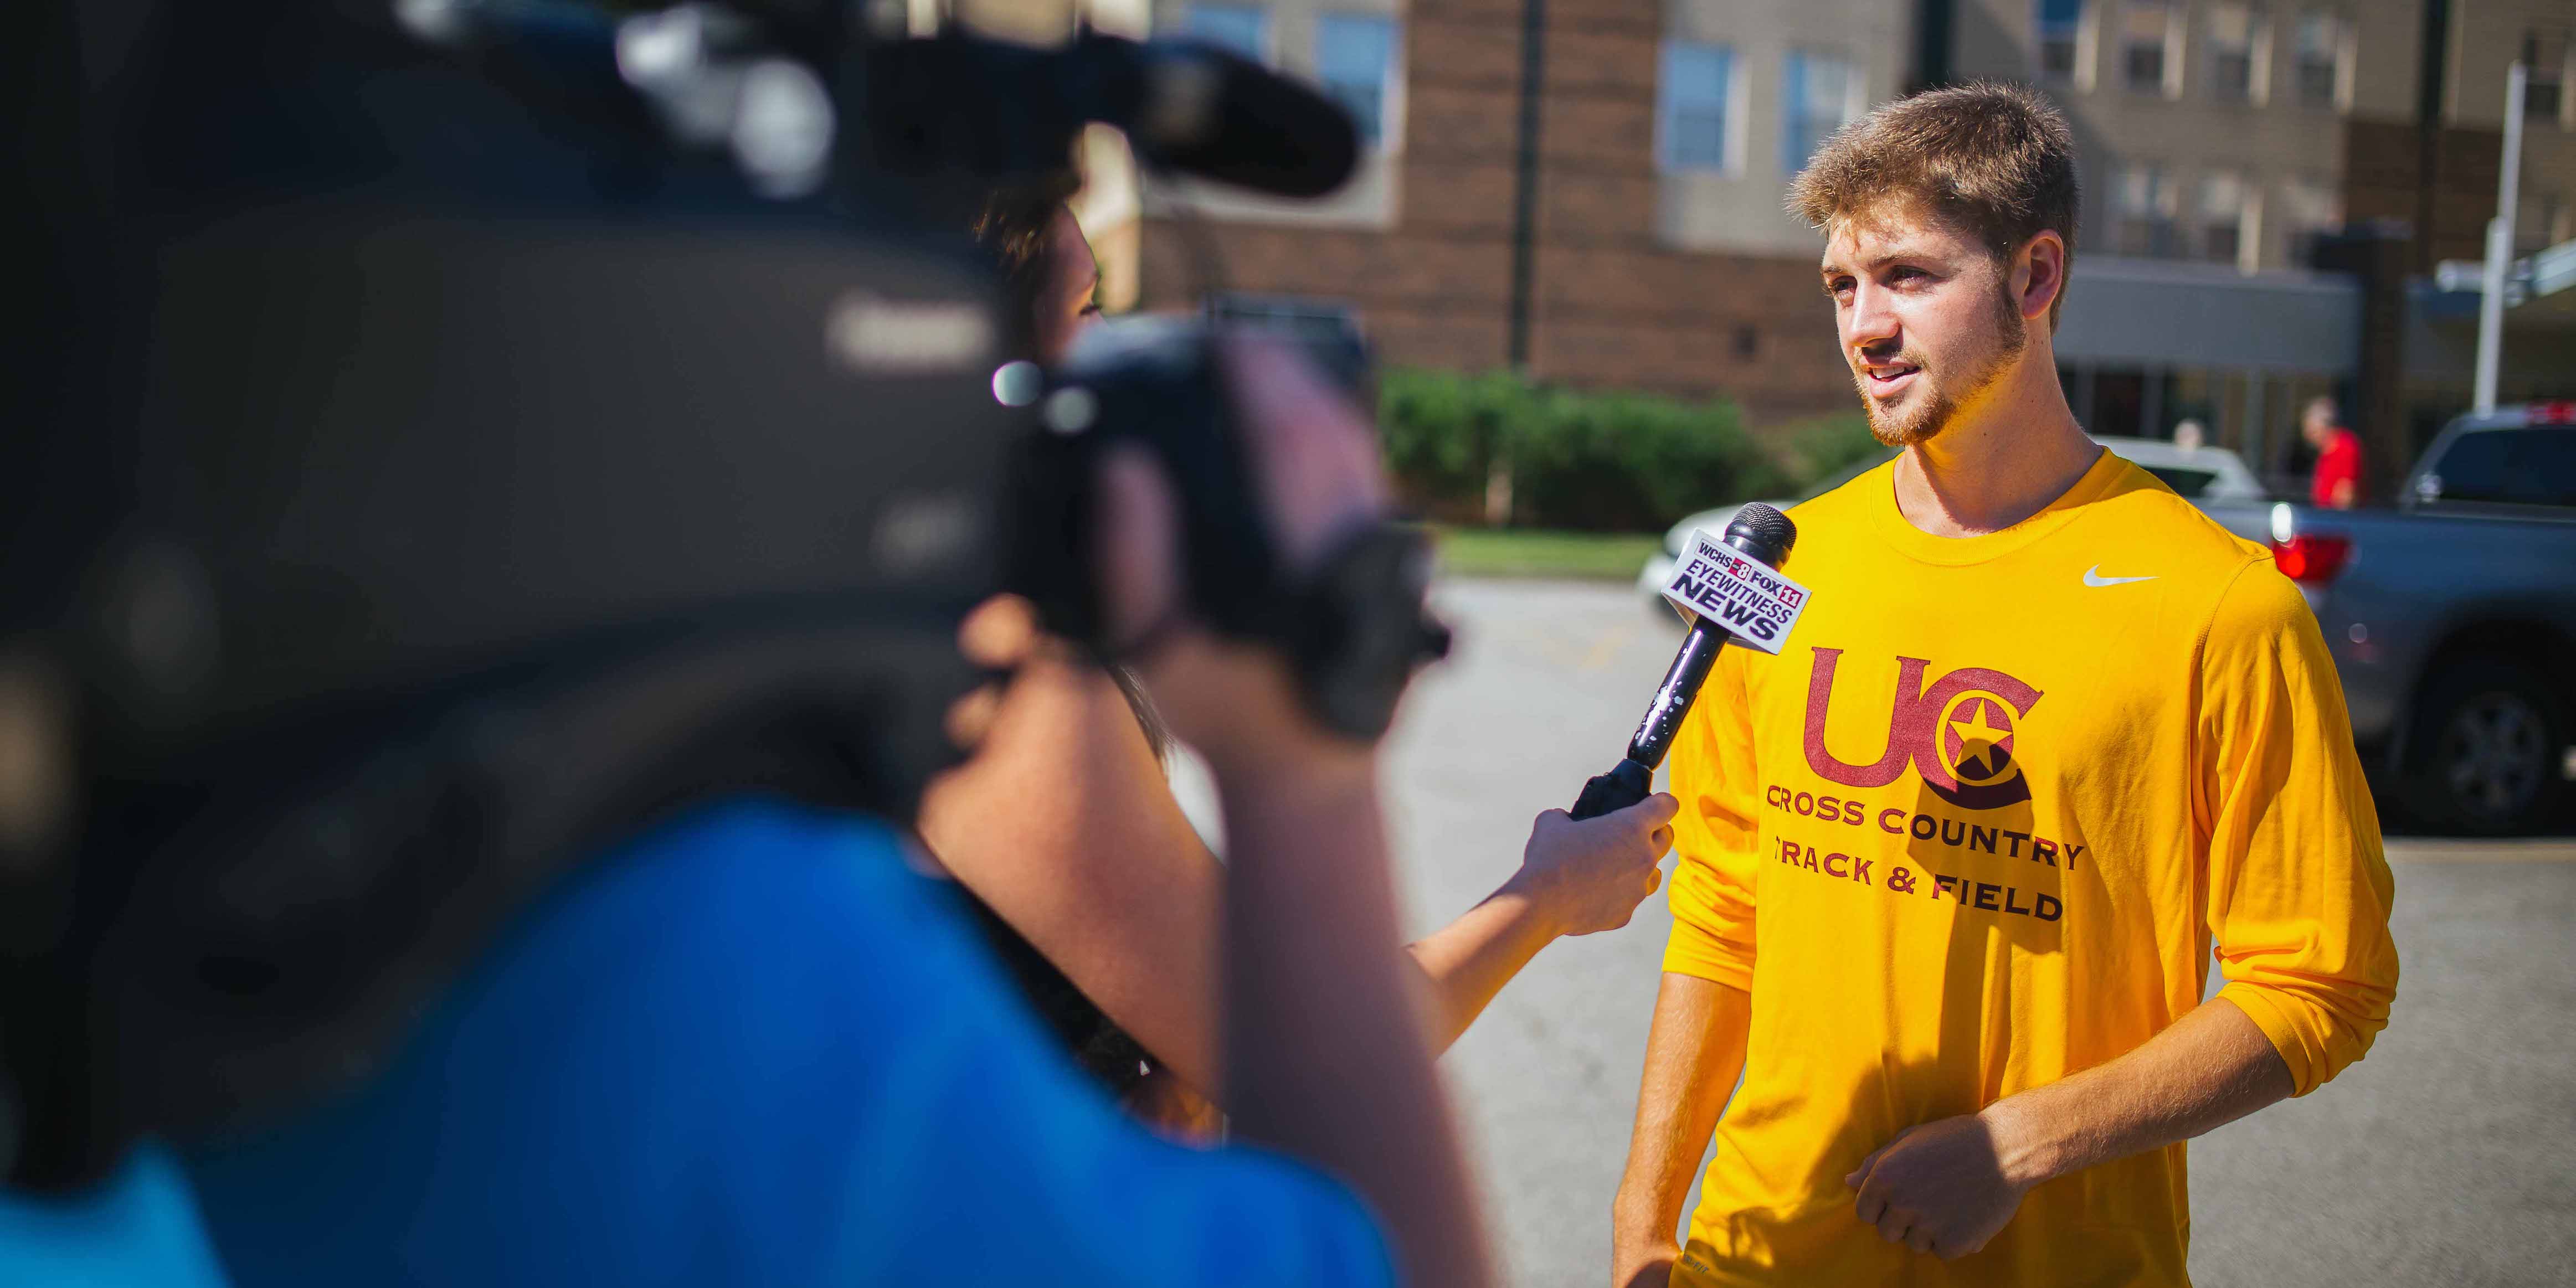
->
[1377,369,1793,532]
[1775,410,1885,486]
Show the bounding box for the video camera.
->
[0,0,1437,1188]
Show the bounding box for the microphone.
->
[1569,503,1799,820]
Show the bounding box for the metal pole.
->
[2244,372,2267,481]
[1505,0,1545,370]
[1487,0,1546,526]
[2473,61,2526,414]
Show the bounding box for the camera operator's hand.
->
[1093,335,1392,771]
[1091,338,1493,1288]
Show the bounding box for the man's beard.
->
[1854,287,2029,447]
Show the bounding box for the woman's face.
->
[1034,207,1103,366]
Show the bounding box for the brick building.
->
[1132,0,1895,424]
[1103,0,2573,451]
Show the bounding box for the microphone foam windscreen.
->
[1143,43,1360,198]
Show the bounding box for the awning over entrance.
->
[2053,256,2362,376]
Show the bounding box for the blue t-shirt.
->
[187,800,1392,1286]
[0,1143,230,1287]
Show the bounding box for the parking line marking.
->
[1578,623,1637,672]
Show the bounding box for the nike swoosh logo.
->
[2083,565,2157,587]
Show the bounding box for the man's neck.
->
[1893,357,2099,539]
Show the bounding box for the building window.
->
[2120,0,2175,94]
[2035,0,2084,81]
[2280,176,2341,266]
[2207,4,2266,102]
[1183,3,1269,61]
[2198,172,2248,265]
[1782,52,1858,173]
[2117,164,2181,257]
[2526,35,2566,125]
[1657,41,1737,173]
[1317,14,1400,147]
[2291,11,2345,107]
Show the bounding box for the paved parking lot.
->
[1262,578,2574,1287]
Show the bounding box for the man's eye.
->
[1889,267,1927,284]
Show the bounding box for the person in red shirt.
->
[2304,396,2363,508]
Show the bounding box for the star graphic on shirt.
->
[1943,697,2017,784]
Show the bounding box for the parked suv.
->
[2200,403,2576,834]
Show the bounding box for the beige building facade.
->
[1952,0,2415,274]
[1945,0,2574,476]
[2444,0,2574,255]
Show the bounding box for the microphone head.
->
[1134,42,1360,198]
[1722,502,1797,566]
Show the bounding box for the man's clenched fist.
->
[1845,1111,2033,1259]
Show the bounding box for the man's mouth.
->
[1859,358,1920,398]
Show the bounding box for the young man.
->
[2302,395,2364,509]
[1611,84,2398,1286]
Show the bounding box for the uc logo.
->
[1802,648,2044,810]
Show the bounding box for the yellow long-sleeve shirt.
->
[1662,450,2398,1286]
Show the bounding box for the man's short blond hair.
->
[1787,81,2081,327]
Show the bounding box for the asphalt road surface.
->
[1185,578,2576,1288]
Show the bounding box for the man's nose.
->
[1844,281,1900,352]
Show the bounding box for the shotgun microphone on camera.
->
[857,30,1361,198]
[1569,503,1798,820]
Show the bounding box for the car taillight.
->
[2271,534,2353,585]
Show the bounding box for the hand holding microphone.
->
[1509,797,1682,936]
[1570,504,1802,820]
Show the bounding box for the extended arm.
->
[1611,972,1751,1288]
[1847,993,2290,1257]
[1407,803,1678,1053]
[924,652,1678,1084]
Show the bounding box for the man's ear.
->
[2013,232,2068,322]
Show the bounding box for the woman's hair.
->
[971,168,1085,350]
[1106,666,1172,768]
[971,173,1173,774]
